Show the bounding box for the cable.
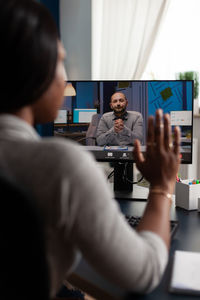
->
[107,170,114,180]
[123,162,144,185]
[107,162,144,185]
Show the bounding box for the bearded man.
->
[96,92,143,146]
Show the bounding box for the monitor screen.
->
[54,80,193,164]
[54,109,68,124]
[73,108,97,123]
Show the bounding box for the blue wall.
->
[148,81,193,115]
[76,82,96,109]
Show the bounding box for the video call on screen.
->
[54,80,193,163]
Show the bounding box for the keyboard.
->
[125,215,179,239]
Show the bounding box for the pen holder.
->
[175,180,200,210]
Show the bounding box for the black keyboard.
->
[125,215,179,239]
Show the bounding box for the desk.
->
[72,199,200,300]
[54,130,87,145]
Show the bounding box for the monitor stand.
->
[114,162,133,192]
[113,162,148,201]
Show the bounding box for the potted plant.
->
[176,71,199,114]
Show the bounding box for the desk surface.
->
[74,197,200,300]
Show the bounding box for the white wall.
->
[193,116,200,178]
[60,0,91,80]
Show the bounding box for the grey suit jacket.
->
[96,111,143,146]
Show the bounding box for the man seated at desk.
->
[96,92,143,146]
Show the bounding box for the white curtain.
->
[92,0,170,80]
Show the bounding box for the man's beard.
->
[113,106,126,115]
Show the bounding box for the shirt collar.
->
[0,114,41,141]
[112,111,128,120]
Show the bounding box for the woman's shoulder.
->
[40,136,85,154]
[20,136,106,189]
[37,137,96,172]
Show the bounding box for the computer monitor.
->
[54,80,193,195]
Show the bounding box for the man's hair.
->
[0,0,58,112]
[110,92,127,103]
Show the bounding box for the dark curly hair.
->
[0,0,58,112]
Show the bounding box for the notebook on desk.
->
[169,250,200,295]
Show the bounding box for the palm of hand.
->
[137,150,179,189]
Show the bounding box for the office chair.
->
[0,171,50,299]
[85,114,101,145]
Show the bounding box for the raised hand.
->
[133,109,180,194]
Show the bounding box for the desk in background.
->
[54,123,89,145]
